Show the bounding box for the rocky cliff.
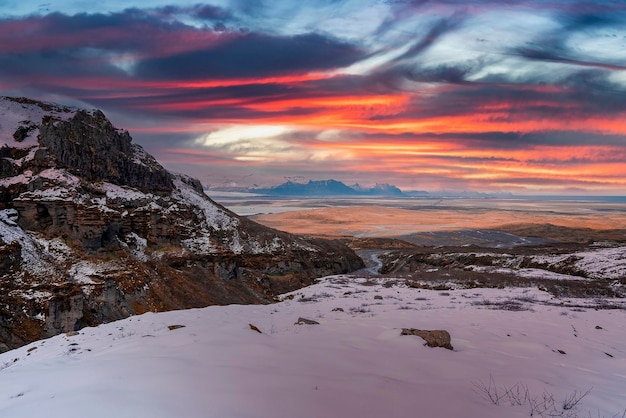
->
[0,96,363,352]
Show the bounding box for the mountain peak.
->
[1,97,173,194]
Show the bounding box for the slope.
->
[0,275,624,418]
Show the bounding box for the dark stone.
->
[37,110,173,193]
[101,223,123,248]
[214,261,238,281]
[167,325,186,331]
[13,123,37,142]
[0,241,22,273]
[295,317,319,325]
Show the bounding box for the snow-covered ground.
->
[1,276,624,418]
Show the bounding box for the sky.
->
[1,0,626,194]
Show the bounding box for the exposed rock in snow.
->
[401,328,453,350]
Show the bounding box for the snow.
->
[532,247,626,280]
[0,171,33,187]
[0,208,18,226]
[468,265,593,281]
[100,182,150,202]
[38,168,81,187]
[33,237,72,263]
[10,289,52,302]
[0,97,77,149]
[0,209,50,275]
[16,187,75,202]
[436,248,626,281]
[174,177,239,231]
[130,143,151,166]
[181,236,218,254]
[0,169,81,198]
[68,261,101,285]
[173,177,244,254]
[125,232,148,262]
[0,276,624,418]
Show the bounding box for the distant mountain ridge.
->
[251,179,406,196]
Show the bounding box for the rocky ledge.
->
[0,96,363,351]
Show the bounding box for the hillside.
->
[0,275,624,417]
[0,96,363,351]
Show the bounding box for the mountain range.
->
[210,179,514,198]
[250,179,411,196]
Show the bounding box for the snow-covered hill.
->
[0,96,362,351]
[0,275,624,418]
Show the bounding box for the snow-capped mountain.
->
[0,96,363,351]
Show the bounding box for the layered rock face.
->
[0,96,363,351]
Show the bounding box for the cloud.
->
[134,32,364,80]
[392,12,466,62]
[2,2,626,193]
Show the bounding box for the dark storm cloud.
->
[350,129,626,153]
[0,10,213,57]
[134,32,365,80]
[0,8,365,93]
[512,45,626,71]
[363,68,626,126]
[402,63,475,84]
[0,49,121,78]
[152,4,233,21]
[0,6,369,128]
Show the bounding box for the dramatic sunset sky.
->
[1,0,625,194]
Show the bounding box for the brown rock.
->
[401,328,454,350]
[167,325,185,331]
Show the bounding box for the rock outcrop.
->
[0,96,364,351]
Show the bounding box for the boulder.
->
[295,317,320,325]
[401,328,454,350]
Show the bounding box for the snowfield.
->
[0,276,624,418]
